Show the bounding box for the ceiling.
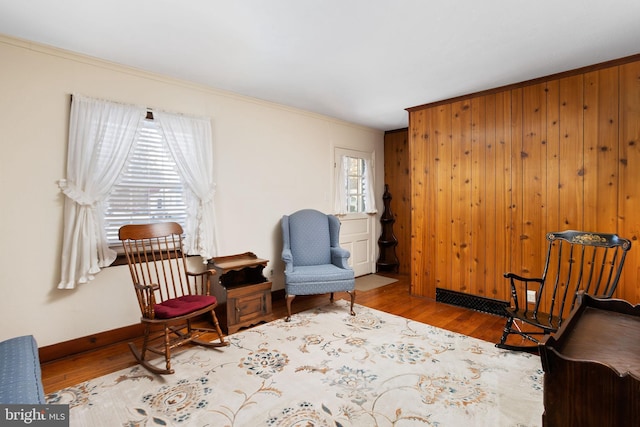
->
[1,1,639,131]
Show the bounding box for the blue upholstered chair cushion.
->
[0,335,45,404]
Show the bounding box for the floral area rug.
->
[47,301,543,426]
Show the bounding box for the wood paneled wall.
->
[407,55,640,304]
[383,128,411,274]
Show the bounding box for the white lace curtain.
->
[58,95,217,289]
[362,157,377,214]
[58,95,145,289]
[334,155,377,215]
[155,111,219,261]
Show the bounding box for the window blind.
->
[104,119,187,246]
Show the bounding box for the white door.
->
[334,148,376,277]
[339,213,375,277]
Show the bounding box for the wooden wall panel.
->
[493,92,512,302]
[518,84,548,307]
[470,96,486,297]
[619,61,640,303]
[521,84,547,277]
[558,75,585,230]
[408,109,431,296]
[424,110,438,294]
[545,80,561,234]
[407,55,640,305]
[510,89,524,277]
[543,80,562,312]
[424,110,438,295]
[584,68,619,233]
[450,100,473,294]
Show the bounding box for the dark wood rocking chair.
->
[119,222,228,374]
[496,230,631,352]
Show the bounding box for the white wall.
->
[0,35,384,346]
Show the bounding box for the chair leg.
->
[128,325,148,363]
[495,316,514,349]
[348,290,356,316]
[140,323,151,361]
[128,324,176,375]
[495,316,541,353]
[285,295,295,322]
[330,292,335,303]
[163,325,172,373]
[190,308,229,348]
[209,309,228,347]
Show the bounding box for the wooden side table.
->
[208,252,273,334]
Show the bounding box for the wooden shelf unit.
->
[208,252,273,334]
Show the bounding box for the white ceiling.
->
[1,1,639,131]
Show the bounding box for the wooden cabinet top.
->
[540,293,640,377]
[208,252,268,274]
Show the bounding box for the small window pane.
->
[345,156,367,213]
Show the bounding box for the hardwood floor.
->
[41,273,508,394]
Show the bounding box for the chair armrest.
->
[187,270,215,294]
[503,272,544,311]
[0,336,45,404]
[134,282,159,318]
[331,246,351,269]
[134,282,160,291]
[186,270,210,278]
[503,272,544,283]
[282,248,294,273]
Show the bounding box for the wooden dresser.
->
[208,252,273,334]
[539,292,640,427]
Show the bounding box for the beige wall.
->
[0,35,384,346]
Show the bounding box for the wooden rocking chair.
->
[496,230,631,352]
[119,222,228,374]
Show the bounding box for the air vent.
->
[436,288,508,317]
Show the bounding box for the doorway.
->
[334,148,376,277]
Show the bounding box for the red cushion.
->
[154,295,217,319]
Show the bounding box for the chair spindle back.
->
[536,230,631,325]
[120,222,208,317]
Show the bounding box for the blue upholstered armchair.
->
[281,209,356,321]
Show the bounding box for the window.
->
[345,156,367,213]
[104,118,187,246]
[334,148,377,215]
[59,95,218,289]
